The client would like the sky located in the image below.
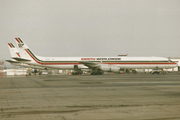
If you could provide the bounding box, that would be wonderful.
[0,0,180,60]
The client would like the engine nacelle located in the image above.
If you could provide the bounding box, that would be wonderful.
[99,64,111,72]
[99,64,120,72]
[110,65,120,72]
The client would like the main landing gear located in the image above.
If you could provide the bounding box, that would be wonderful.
[91,68,103,75]
[72,70,83,75]
[132,69,137,74]
[91,71,103,75]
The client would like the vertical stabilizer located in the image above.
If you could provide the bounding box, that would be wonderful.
[7,43,21,58]
[15,37,32,60]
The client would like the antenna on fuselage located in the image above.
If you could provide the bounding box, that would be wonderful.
[118,54,128,57]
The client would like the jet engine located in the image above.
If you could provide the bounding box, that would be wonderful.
[110,65,120,72]
[99,64,120,72]
[99,64,111,72]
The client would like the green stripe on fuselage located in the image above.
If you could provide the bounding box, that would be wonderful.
[27,49,43,62]
[27,49,169,63]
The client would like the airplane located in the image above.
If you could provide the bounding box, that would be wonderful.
[12,37,177,75]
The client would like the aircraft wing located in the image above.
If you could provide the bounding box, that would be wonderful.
[79,61,100,68]
[12,57,31,62]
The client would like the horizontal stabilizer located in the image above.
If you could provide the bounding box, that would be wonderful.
[12,57,31,62]
[5,60,20,63]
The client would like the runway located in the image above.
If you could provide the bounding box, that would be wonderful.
[0,73,180,120]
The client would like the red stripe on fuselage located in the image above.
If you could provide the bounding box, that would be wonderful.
[25,49,42,64]
[24,49,177,65]
[25,49,80,65]
[102,62,177,65]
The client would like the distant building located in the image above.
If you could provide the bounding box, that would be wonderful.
[0,62,4,77]
[3,69,28,76]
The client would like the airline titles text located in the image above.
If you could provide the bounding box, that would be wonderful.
[81,58,121,61]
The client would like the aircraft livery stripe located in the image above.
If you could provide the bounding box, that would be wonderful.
[15,38,21,43]
[10,43,15,48]
[26,49,78,64]
[27,49,171,63]
[100,61,169,63]
[8,43,12,48]
[25,49,42,64]
[16,53,21,58]
[17,38,23,43]
[25,49,80,65]
[27,49,43,62]
[24,49,177,65]
[101,62,176,65]
[27,49,79,63]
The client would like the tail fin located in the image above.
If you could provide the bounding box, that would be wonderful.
[15,38,29,49]
[15,37,33,59]
[7,43,21,58]
[15,37,40,63]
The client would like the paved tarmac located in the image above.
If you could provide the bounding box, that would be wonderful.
[0,73,180,120]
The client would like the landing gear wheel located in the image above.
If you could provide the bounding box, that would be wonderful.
[163,71,166,75]
[91,72,95,75]
[72,72,77,75]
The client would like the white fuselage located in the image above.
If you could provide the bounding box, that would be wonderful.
[24,52,177,70]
